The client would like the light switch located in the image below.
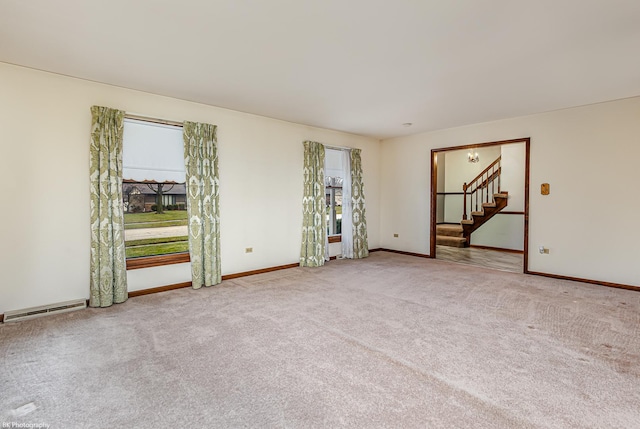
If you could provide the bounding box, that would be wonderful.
[541,183,550,195]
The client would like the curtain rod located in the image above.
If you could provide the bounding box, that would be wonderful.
[324,144,353,151]
[125,113,183,128]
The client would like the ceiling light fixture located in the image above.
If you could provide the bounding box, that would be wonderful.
[468,150,479,163]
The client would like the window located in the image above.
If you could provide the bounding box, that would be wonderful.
[325,148,344,240]
[122,118,188,267]
[326,181,342,236]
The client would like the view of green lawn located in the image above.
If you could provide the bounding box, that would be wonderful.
[124,211,189,258]
[125,240,189,258]
[124,211,188,230]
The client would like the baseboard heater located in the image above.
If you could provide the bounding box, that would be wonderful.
[3,299,86,323]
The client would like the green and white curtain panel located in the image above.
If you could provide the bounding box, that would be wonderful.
[183,121,221,288]
[300,142,369,266]
[350,149,369,259]
[300,141,326,267]
[89,106,128,307]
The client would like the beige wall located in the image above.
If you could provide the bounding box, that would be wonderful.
[2,59,639,315]
[442,146,502,223]
[460,143,526,251]
[438,143,525,251]
[381,97,640,286]
[443,146,501,193]
[0,63,381,313]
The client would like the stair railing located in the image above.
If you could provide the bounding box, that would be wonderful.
[462,156,501,220]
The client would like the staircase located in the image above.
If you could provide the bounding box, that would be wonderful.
[437,155,508,248]
[436,224,466,248]
[460,191,508,245]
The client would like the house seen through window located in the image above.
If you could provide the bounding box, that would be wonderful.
[122,118,188,259]
[325,148,344,237]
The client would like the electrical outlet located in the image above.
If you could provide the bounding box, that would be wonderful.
[393,233,399,238]
[245,247,253,253]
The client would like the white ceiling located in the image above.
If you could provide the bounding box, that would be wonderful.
[1,0,639,139]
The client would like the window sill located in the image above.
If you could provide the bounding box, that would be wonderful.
[328,235,342,243]
[126,252,191,270]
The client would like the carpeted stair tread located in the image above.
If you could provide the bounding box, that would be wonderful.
[436,235,466,247]
[435,224,464,237]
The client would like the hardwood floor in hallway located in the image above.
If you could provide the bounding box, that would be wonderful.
[436,245,523,273]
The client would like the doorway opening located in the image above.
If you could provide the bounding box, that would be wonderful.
[430,138,530,273]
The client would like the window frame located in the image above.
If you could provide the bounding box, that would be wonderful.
[326,185,342,242]
[122,114,190,270]
[126,253,190,270]
[325,147,346,244]
[328,235,342,244]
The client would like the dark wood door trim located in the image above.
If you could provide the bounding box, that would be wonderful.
[430,151,438,258]
[430,137,531,273]
[523,138,530,274]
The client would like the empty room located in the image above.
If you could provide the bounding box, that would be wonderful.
[1,1,639,428]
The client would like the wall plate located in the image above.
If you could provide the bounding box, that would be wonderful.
[541,183,550,195]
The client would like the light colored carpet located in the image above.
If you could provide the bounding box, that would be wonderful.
[1,252,639,428]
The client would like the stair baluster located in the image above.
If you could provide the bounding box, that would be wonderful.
[461,155,502,223]
[440,155,507,249]
[462,182,468,220]
[486,171,490,203]
[491,171,495,196]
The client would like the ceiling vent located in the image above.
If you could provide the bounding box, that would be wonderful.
[3,299,86,323]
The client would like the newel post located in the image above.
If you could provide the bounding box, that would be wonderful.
[462,182,468,220]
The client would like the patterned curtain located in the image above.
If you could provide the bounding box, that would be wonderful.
[300,141,326,267]
[89,106,128,307]
[183,121,221,288]
[350,149,369,258]
[340,149,354,259]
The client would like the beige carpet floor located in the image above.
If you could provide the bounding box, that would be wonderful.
[1,252,639,428]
